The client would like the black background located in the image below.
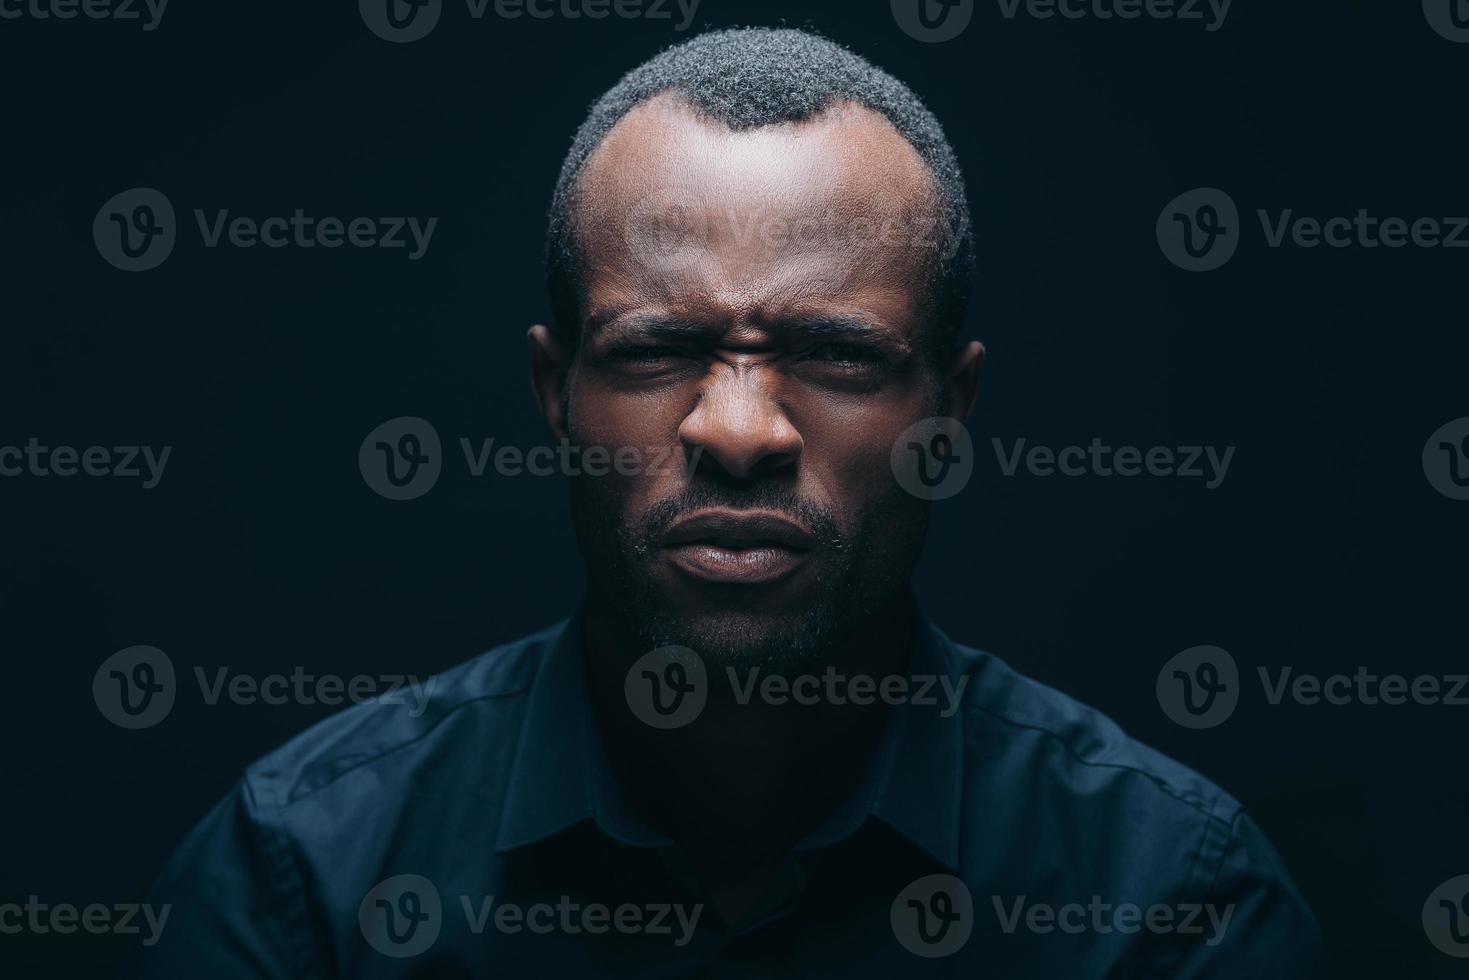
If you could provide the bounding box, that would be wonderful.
[1,0,1466,975]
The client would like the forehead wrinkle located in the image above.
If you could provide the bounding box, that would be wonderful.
[573,94,941,344]
[583,241,925,345]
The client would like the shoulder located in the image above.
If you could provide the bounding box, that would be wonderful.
[131,625,571,978]
[937,627,1282,900]
[943,629,1241,826]
[240,622,564,810]
[937,628,1324,971]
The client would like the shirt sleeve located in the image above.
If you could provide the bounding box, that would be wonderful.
[1161,808,1329,979]
[123,779,309,980]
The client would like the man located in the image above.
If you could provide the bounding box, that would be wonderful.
[131,28,1325,978]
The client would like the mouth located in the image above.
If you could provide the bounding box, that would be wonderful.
[657,510,816,585]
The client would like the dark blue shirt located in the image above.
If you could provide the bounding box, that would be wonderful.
[129,617,1326,978]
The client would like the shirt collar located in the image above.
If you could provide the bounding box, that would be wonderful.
[865,619,965,870]
[495,610,964,870]
[496,614,667,852]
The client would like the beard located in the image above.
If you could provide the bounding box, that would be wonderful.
[569,468,930,671]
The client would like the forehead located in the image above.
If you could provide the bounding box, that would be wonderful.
[570,93,942,335]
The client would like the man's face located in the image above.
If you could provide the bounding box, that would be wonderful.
[533,94,979,665]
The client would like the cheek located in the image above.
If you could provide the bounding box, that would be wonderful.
[568,378,692,506]
[783,384,937,508]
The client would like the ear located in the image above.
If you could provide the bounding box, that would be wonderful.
[528,324,570,442]
[945,340,985,421]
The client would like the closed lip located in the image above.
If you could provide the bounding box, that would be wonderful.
[658,510,816,550]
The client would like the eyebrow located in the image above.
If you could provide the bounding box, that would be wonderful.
[587,312,709,342]
[780,313,901,340]
[588,310,910,350]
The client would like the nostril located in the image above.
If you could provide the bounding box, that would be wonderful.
[677,380,801,479]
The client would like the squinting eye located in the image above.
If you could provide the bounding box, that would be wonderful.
[808,343,885,365]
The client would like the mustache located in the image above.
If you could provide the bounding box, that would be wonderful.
[632,482,845,552]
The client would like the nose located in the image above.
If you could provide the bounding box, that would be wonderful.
[678,365,802,480]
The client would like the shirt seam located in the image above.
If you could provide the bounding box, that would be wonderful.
[243,774,324,979]
[274,684,533,806]
[960,700,1234,826]
[1147,793,1239,977]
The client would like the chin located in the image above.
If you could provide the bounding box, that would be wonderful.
[635,603,844,671]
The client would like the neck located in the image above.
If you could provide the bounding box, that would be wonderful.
[581,588,917,873]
